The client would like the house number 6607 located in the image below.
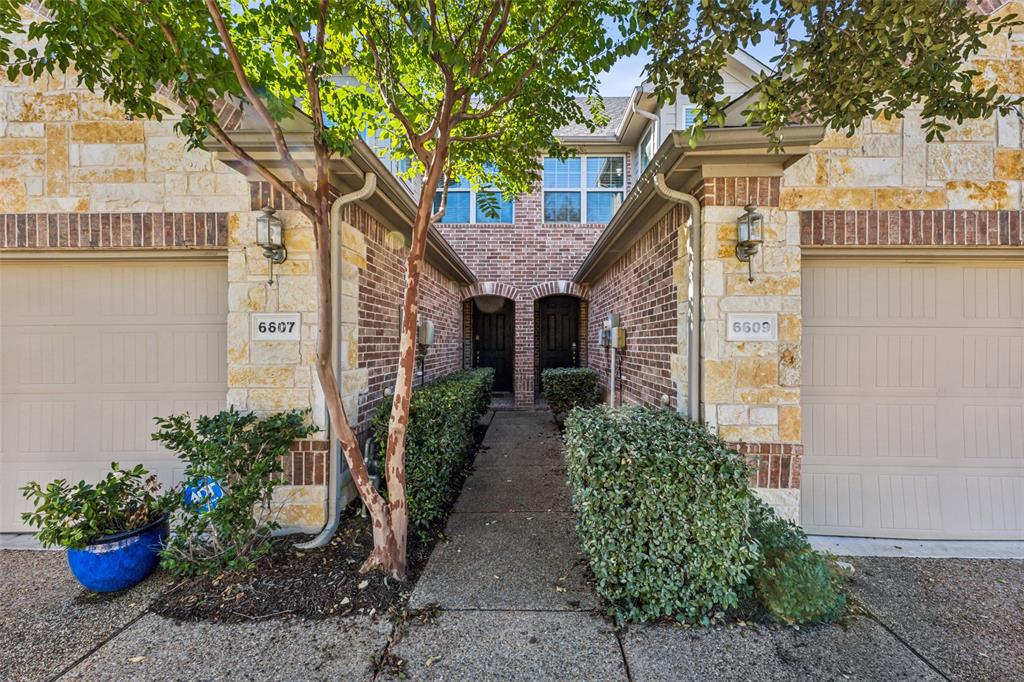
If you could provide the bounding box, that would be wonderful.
[252,313,302,341]
[257,321,295,334]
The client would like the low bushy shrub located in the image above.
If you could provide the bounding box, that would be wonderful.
[564,406,759,624]
[750,499,847,624]
[20,462,172,549]
[541,367,600,425]
[152,408,314,576]
[372,367,494,533]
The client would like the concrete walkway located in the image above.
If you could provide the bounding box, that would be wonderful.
[389,409,1024,681]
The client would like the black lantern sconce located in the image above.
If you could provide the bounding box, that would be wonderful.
[256,206,287,285]
[735,203,763,283]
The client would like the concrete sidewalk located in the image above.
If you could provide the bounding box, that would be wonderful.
[3,409,1021,681]
[388,409,1024,681]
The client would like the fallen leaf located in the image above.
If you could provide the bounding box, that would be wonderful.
[358,580,369,590]
[341,597,351,605]
[129,656,146,663]
[425,655,442,667]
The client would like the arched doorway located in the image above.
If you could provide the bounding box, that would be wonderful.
[537,295,580,374]
[472,295,515,392]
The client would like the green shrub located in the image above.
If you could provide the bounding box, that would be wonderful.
[541,367,600,425]
[20,462,172,549]
[372,368,494,533]
[564,406,759,624]
[152,408,314,576]
[750,499,847,624]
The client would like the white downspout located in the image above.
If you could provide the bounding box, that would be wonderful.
[295,172,377,550]
[653,173,702,422]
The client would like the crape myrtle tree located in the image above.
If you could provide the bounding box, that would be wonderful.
[0,0,635,578]
[641,0,1023,145]
[1,0,1018,580]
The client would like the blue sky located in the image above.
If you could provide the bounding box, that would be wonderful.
[598,35,784,96]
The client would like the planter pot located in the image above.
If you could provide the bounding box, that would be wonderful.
[66,516,168,593]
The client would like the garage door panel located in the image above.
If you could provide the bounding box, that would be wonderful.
[0,259,227,531]
[802,258,1024,539]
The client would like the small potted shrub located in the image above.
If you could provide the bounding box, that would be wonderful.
[20,463,172,593]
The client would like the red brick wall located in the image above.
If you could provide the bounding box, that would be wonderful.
[354,207,463,429]
[800,209,1023,246]
[587,204,682,409]
[439,185,616,404]
[0,212,228,249]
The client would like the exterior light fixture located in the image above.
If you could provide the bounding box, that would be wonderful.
[256,206,287,284]
[735,203,763,283]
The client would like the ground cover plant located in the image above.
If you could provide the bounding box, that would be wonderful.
[564,405,845,626]
[541,367,600,427]
[152,408,314,577]
[20,463,171,549]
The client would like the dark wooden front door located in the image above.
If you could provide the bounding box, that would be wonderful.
[473,298,514,392]
[538,296,580,373]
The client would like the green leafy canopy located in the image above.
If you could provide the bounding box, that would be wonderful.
[641,0,1024,146]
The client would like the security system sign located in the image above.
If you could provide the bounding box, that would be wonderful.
[726,313,777,342]
[252,313,301,341]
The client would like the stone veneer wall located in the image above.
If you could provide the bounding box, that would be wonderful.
[230,183,465,528]
[586,204,681,409]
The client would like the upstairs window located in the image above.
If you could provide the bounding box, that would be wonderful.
[432,167,514,224]
[542,155,625,223]
[638,121,658,172]
[683,106,703,129]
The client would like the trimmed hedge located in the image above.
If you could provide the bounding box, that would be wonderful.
[564,406,759,624]
[749,499,847,624]
[541,367,600,426]
[372,368,494,533]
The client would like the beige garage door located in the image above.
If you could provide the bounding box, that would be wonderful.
[0,258,227,531]
[801,257,1024,539]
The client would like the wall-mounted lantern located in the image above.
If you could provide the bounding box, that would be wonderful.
[256,206,287,285]
[416,318,436,386]
[735,203,763,283]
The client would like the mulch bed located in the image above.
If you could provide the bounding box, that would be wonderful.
[151,419,492,623]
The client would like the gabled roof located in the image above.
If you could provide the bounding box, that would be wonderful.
[554,96,632,139]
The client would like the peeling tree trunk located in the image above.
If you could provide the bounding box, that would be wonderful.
[382,135,452,578]
[309,188,401,577]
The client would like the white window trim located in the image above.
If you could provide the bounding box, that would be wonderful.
[435,185,515,225]
[541,154,627,224]
[638,121,658,172]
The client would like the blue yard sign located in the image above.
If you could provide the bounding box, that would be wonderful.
[183,476,224,513]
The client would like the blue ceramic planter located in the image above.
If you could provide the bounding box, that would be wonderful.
[66,516,168,593]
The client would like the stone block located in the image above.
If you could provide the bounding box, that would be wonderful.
[860,134,901,158]
[874,188,947,210]
[8,91,79,122]
[779,345,801,387]
[251,340,301,364]
[145,137,212,172]
[78,96,126,121]
[870,114,902,134]
[779,405,802,442]
[70,121,144,144]
[750,406,779,425]
[725,274,800,297]
[779,187,875,210]
[0,177,27,211]
[247,388,312,412]
[78,143,145,167]
[996,112,1021,148]
[737,387,799,405]
[277,275,317,312]
[228,365,296,388]
[829,156,902,187]
[703,359,735,402]
[0,137,46,154]
[927,143,994,181]
[778,313,801,343]
[718,425,775,442]
[717,404,748,425]
[996,149,1024,180]
[946,180,1018,210]
[735,358,779,388]
[228,282,268,312]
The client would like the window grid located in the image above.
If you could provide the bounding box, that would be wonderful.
[542,155,625,224]
[433,182,514,224]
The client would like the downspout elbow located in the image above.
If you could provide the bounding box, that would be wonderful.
[653,174,702,422]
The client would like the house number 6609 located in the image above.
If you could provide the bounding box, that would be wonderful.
[725,313,778,342]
